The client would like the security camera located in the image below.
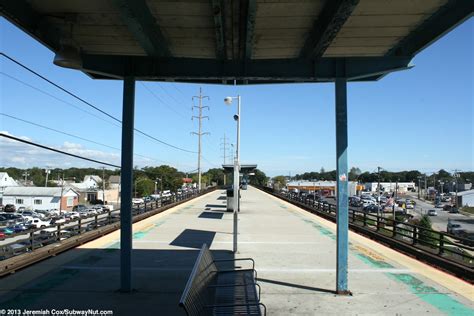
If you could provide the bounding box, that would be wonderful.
[233,114,239,121]
[224,97,233,105]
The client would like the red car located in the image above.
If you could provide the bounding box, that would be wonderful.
[0,230,5,240]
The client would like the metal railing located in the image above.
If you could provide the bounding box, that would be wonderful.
[0,188,215,262]
[257,186,473,281]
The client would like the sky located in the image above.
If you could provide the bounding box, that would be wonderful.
[0,17,473,177]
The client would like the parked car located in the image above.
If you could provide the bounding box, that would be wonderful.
[449,207,459,214]
[91,199,104,205]
[72,204,88,212]
[0,227,15,236]
[3,204,16,212]
[447,222,463,235]
[427,209,437,216]
[28,218,51,229]
[8,224,32,233]
[0,230,5,240]
[132,198,144,205]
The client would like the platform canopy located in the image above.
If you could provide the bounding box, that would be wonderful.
[1,0,472,83]
[222,164,257,174]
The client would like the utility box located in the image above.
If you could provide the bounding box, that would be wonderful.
[226,189,234,212]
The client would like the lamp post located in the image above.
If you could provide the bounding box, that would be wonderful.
[224,95,241,253]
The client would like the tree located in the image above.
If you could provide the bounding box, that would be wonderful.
[204,168,225,185]
[349,167,362,181]
[249,169,267,186]
[416,215,436,247]
[320,167,325,173]
[135,177,154,197]
[273,175,286,189]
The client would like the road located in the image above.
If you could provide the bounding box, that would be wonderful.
[405,193,474,233]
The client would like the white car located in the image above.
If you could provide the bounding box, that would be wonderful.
[28,218,51,229]
[132,198,144,205]
[406,204,414,209]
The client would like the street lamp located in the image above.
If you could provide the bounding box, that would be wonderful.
[224,95,241,253]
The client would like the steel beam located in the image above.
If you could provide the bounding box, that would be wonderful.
[211,0,226,60]
[245,0,257,60]
[388,0,474,56]
[120,76,135,292]
[113,0,170,57]
[81,55,413,82]
[335,60,349,294]
[300,0,359,60]
[0,0,61,51]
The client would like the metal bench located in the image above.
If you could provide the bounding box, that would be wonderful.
[179,244,266,316]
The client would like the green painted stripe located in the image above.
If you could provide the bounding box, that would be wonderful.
[386,273,473,316]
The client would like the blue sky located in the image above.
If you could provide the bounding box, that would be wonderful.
[0,17,473,177]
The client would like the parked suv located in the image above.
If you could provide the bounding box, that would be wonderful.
[72,204,88,212]
[3,204,15,212]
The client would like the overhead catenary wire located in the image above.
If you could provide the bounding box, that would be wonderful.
[0,72,121,128]
[139,82,188,119]
[0,132,121,168]
[0,112,173,165]
[1,52,197,154]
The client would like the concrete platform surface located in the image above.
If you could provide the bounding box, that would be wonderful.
[0,187,472,315]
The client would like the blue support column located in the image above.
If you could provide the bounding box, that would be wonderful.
[120,76,135,292]
[335,60,350,294]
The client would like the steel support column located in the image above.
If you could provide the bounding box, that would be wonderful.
[335,60,349,294]
[120,76,135,292]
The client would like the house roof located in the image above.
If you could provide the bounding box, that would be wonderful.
[84,175,102,183]
[70,182,98,192]
[3,186,78,197]
[458,189,474,196]
[2,0,472,83]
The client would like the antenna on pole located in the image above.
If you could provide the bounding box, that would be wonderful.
[191,87,210,191]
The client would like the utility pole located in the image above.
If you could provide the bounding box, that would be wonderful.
[453,169,459,209]
[192,88,210,192]
[424,174,427,200]
[23,170,30,184]
[377,166,381,217]
[220,133,229,185]
[45,168,51,187]
[102,167,106,202]
[59,171,65,214]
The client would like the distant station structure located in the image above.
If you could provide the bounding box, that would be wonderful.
[2,0,472,295]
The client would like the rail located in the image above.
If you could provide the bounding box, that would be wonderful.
[256,186,473,282]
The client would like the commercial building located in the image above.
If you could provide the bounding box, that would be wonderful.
[286,181,362,197]
[2,186,79,211]
[363,182,416,194]
[456,190,474,207]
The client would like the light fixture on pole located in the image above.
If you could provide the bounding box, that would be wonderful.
[224,95,241,253]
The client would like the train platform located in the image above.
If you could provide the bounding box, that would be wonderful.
[0,187,472,315]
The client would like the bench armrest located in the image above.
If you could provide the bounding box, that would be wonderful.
[218,268,258,280]
[213,257,255,269]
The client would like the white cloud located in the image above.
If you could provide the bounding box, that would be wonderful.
[0,131,150,169]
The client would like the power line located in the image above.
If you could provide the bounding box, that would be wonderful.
[1,53,197,154]
[0,72,121,128]
[0,132,121,168]
[1,52,121,123]
[0,112,172,165]
[139,82,188,119]
[157,83,187,108]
